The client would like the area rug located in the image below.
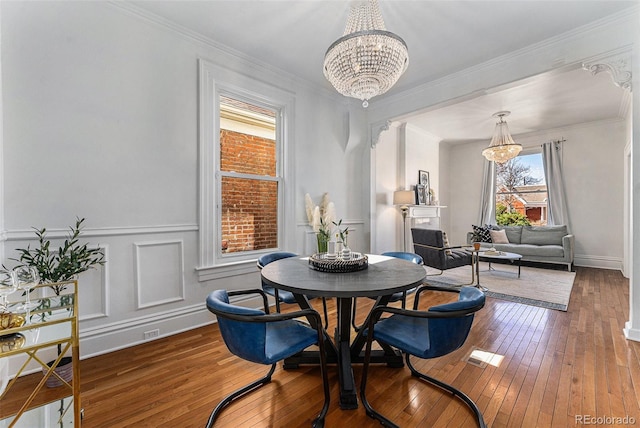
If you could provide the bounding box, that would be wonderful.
[423,262,576,311]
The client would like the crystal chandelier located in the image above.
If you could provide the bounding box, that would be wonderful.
[323,0,409,108]
[482,111,522,163]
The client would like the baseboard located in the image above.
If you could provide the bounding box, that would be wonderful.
[574,254,623,271]
[80,305,213,359]
[80,292,265,359]
[624,321,640,342]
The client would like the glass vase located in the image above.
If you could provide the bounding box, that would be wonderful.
[317,234,328,253]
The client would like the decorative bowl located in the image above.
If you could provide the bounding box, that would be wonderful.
[0,312,26,331]
[0,333,26,352]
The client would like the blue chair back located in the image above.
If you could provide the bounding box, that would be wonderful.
[257,251,298,269]
[381,251,423,265]
[426,286,485,358]
[255,252,326,326]
[206,290,268,364]
[258,252,298,289]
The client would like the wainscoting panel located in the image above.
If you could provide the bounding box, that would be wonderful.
[134,240,185,309]
[78,244,109,321]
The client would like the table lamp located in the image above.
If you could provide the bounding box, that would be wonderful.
[393,190,415,251]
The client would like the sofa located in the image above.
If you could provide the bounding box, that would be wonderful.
[467,225,574,271]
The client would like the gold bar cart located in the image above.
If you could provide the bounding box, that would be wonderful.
[0,280,81,427]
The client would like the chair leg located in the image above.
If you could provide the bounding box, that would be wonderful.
[274,289,282,313]
[360,326,399,428]
[206,363,277,428]
[425,268,445,276]
[406,354,486,428]
[425,264,475,287]
[313,317,331,428]
[351,297,359,331]
[321,298,329,330]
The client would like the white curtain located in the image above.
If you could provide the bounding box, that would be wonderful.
[478,159,497,225]
[542,141,571,231]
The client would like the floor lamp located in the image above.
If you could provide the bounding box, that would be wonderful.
[393,190,415,252]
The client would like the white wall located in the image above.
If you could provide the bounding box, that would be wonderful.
[0,1,369,365]
[373,123,401,254]
[373,123,442,253]
[623,15,640,341]
[405,125,441,197]
[446,119,627,270]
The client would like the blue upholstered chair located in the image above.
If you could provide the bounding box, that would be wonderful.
[257,252,328,327]
[205,289,330,427]
[351,251,424,330]
[360,286,487,428]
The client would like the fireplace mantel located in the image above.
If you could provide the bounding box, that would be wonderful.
[409,205,446,230]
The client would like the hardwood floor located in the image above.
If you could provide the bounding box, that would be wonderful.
[5,267,638,427]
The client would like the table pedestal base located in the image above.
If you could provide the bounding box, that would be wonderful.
[285,291,405,410]
[282,349,404,409]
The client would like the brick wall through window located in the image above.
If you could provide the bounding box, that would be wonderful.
[220,129,277,252]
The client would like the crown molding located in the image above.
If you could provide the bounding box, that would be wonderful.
[582,49,633,91]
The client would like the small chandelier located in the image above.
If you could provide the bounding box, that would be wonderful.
[482,111,522,163]
[323,0,409,108]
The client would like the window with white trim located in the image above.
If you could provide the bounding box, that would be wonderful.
[198,59,292,273]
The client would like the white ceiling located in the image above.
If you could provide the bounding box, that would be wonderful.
[128,0,635,142]
[398,66,629,143]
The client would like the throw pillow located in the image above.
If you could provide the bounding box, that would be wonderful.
[442,232,452,256]
[442,231,452,256]
[490,229,509,244]
[472,225,492,243]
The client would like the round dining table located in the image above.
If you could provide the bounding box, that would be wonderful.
[260,254,426,410]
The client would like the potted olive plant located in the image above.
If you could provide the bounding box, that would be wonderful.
[470,230,483,251]
[13,217,105,387]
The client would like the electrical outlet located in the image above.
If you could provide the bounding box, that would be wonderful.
[143,329,159,340]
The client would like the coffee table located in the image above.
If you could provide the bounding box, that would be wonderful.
[479,251,523,278]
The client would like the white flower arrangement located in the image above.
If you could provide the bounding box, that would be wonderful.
[305,192,337,252]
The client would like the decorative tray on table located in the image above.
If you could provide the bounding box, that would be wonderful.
[482,248,503,256]
[308,252,368,273]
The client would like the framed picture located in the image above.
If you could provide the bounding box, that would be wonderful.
[418,170,431,204]
[418,170,430,187]
[415,184,427,205]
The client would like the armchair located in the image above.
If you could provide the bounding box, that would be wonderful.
[205,289,330,427]
[360,285,486,427]
[411,228,474,285]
